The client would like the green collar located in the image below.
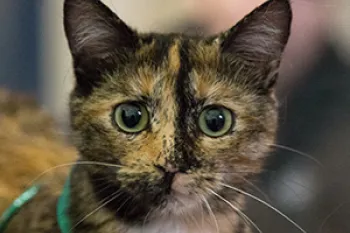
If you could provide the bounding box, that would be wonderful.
[57,174,72,233]
[0,185,40,232]
[0,173,73,233]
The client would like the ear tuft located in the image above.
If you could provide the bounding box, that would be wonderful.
[219,0,292,63]
[64,0,137,59]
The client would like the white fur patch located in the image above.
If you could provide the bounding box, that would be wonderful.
[125,217,217,233]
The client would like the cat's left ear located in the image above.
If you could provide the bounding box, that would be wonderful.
[64,0,139,95]
[64,0,137,60]
[216,0,292,91]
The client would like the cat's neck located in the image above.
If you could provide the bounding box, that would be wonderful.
[67,165,250,233]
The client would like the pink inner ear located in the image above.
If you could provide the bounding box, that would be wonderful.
[220,0,292,62]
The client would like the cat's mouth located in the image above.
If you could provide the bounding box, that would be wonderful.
[88,168,210,222]
[148,172,205,218]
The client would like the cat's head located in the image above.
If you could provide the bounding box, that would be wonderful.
[64,0,291,222]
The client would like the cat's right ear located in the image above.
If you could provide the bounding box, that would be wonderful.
[64,0,137,60]
[214,0,292,93]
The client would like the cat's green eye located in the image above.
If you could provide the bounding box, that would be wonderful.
[198,106,235,138]
[113,102,149,133]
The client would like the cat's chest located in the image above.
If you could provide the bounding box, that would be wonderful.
[125,218,217,233]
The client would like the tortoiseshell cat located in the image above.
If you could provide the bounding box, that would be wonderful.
[2,0,292,232]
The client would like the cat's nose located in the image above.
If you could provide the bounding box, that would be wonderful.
[154,164,181,194]
[154,164,193,195]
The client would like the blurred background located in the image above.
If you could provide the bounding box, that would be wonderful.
[0,0,349,232]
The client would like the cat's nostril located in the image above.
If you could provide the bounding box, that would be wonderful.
[154,163,179,174]
[178,165,190,174]
[163,172,176,188]
[154,164,167,173]
[154,164,178,194]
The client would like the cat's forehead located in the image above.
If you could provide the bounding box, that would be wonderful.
[104,35,238,101]
[137,34,219,71]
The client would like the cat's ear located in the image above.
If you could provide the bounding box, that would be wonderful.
[218,0,292,62]
[216,0,292,93]
[64,0,137,59]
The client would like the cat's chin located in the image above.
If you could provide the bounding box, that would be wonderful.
[156,191,201,218]
[154,172,207,217]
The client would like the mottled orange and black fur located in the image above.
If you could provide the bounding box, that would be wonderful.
[1,0,292,232]
[0,89,76,232]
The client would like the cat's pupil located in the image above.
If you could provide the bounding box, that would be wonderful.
[205,108,225,132]
[121,105,142,128]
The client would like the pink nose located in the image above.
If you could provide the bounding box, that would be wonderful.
[171,173,192,195]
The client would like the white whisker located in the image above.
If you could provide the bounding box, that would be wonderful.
[195,193,205,231]
[188,207,201,231]
[201,195,220,233]
[207,188,262,233]
[220,182,307,233]
[229,173,272,203]
[141,207,154,233]
[70,189,122,232]
[318,202,348,233]
[268,143,323,167]
[116,196,133,213]
[27,161,124,187]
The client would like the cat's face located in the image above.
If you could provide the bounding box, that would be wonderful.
[64,0,291,222]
